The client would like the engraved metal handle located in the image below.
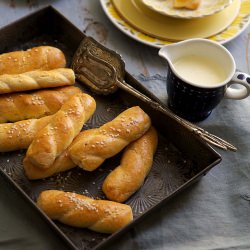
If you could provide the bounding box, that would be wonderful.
[87,50,236,151]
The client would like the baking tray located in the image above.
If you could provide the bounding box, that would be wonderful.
[0,6,222,250]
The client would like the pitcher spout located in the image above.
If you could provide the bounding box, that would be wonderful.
[158,44,176,65]
[158,42,187,69]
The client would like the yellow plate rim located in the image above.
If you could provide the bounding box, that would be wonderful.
[100,0,250,48]
[111,0,240,41]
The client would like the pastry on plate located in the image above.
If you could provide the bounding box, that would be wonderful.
[173,0,201,10]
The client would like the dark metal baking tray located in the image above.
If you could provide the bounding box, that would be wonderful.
[0,6,221,250]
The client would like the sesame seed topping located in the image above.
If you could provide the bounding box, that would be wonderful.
[64,193,99,212]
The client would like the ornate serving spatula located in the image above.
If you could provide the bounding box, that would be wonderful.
[72,36,237,152]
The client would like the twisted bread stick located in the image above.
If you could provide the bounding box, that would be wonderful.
[102,127,158,202]
[37,190,133,234]
[0,115,53,152]
[24,93,96,169]
[69,106,151,171]
[0,86,81,123]
[0,68,75,94]
[24,128,112,179]
[24,148,75,180]
[24,129,103,179]
[23,129,92,180]
[0,46,66,74]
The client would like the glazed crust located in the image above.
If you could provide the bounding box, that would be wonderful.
[24,93,96,169]
[23,131,88,180]
[0,68,75,94]
[0,115,53,152]
[102,127,158,202]
[37,190,133,234]
[0,86,81,123]
[0,46,66,74]
[69,106,151,171]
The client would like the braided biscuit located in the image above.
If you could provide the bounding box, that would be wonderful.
[0,86,81,123]
[0,46,66,74]
[0,115,53,152]
[24,93,96,169]
[24,129,105,179]
[23,131,89,180]
[24,149,76,180]
[37,190,133,234]
[0,68,75,94]
[69,106,151,171]
[102,127,158,203]
[24,128,113,179]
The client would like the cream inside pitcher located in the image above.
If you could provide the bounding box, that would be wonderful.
[159,38,250,99]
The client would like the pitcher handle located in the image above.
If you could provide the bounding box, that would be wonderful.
[225,72,250,99]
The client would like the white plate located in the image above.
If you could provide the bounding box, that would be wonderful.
[142,0,233,19]
[100,0,250,48]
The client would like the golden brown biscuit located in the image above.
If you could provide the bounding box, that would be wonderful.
[0,86,81,123]
[0,115,53,152]
[0,68,75,94]
[24,93,96,169]
[0,46,66,74]
[37,190,133,234]
[69,106,151,171]
[102,127,158,202]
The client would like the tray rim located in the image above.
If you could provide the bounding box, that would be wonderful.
[0,168,77,250]
[94,156,221,249]
[0,5,222,250]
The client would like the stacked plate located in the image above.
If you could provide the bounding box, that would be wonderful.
[100,0,250,48]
